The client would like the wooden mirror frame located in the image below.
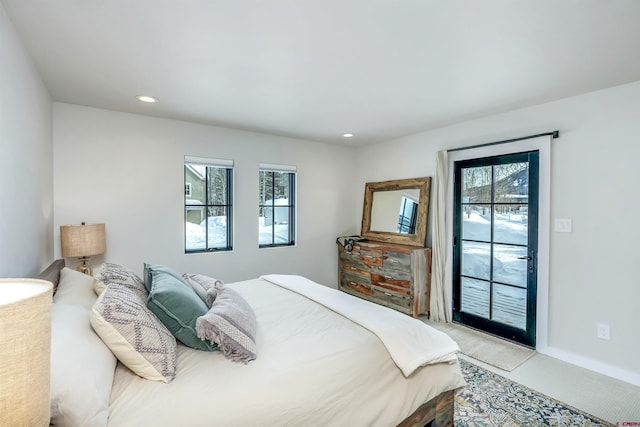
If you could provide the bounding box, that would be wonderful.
[361,176,431,247]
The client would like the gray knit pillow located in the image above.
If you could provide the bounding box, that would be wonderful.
[196,287,257,364]
[95,263,147,299]
[90,282,177,382]
[182,273,224,306]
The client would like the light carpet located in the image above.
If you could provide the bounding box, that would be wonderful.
[425,320,535,371]
[456,359,613,426]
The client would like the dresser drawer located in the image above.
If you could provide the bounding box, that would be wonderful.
[340,270,373,297]
[372,264,412,282]
[358,249,383,267]
[339,246,382,268]
[370,274,411,295]
[369,285,411,311]
[382,250,411,270]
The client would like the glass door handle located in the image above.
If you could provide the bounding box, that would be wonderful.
[517,256,532,260]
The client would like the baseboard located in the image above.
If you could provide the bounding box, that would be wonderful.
[541,346,640,387]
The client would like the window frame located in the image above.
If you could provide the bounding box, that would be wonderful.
[258,164,296,248]
[184,156,234,253]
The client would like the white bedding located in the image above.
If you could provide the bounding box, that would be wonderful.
[107,277,465,427]
[261,274,460,376]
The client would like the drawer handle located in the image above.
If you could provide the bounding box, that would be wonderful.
[384,275,392,279]
[388,259,399,263]
[384,292,392,296]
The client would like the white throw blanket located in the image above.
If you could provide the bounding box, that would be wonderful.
[260,274,460,377]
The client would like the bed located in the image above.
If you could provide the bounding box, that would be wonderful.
[39,259,465,427]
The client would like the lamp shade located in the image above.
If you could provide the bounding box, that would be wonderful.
[60,223,106,257]
[0,278,53,426]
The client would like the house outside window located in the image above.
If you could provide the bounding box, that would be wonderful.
[184,156,233,252]
[258,163,296,247]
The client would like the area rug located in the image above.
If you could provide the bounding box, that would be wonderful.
[456,359,613,426]
[426,320,535,371]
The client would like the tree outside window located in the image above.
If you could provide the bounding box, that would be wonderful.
[184,157,233,252]
[258,166,296,247]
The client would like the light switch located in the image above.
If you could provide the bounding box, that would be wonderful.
[554,218,572,233]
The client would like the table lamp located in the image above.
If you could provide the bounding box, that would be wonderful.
[0,278,53,426]
[60,222,106,275]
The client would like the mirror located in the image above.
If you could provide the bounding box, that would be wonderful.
[361,177,431,247]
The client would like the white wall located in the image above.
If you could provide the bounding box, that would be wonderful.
[53,103,357,286]
[356,80,640,385]
[0,3,53,277]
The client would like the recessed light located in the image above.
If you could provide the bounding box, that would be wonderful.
[342,133,354,138]
[137,95,158,103]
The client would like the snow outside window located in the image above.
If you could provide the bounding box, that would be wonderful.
[258,164,296,247]
[184,156,233,252]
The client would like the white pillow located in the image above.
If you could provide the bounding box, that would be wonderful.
[50,304,116,427]
[53,267,104,309]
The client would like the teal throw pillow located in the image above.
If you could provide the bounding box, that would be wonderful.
[146,267,218,352]
[143,263,188,293]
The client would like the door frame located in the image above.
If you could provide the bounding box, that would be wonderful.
[452,151,539,347]
[444,135,551,352]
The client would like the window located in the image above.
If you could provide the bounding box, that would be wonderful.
[258,163,296,247]
[184,156,233,252]
[397,196,418,233]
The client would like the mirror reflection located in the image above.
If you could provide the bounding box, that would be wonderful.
[361,176,431,247]
[370,189,420,234]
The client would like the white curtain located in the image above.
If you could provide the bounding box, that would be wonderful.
[430,150,451,322]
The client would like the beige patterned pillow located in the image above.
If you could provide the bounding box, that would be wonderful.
[90,282,177,382]
[95,262,147,299]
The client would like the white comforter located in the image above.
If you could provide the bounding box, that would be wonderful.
[261,274,460,376]
[107,277,465,427]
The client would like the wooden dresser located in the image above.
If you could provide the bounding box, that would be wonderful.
[338,240,432,318]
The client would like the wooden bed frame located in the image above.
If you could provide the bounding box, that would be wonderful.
[37,259,455,427]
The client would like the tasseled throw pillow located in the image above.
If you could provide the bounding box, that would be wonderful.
[196,286,257,364]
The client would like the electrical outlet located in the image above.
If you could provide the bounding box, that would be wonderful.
[597,323,611,340]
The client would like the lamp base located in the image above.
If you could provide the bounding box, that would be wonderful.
[76,256,93,276]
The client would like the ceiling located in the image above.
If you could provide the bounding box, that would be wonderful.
[3,1,640,146]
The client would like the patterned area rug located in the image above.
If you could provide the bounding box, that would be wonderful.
[456,359,613,426]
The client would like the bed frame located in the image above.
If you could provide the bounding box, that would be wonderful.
[37,259,454,427]
[36,258,65,290]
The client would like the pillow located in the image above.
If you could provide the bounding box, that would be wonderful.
[90,282,177,383]
[196,286,257,364]
[143,263,187,293]
[50,304,116,427]
[146,267,218,351]
[95,262,147,299]
[93,279,108,296]
[182,273,224,305]
[53,267,103,309]
[204,285,221,308]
